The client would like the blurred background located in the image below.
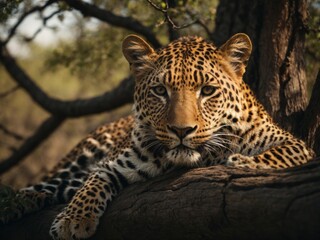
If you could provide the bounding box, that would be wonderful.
[0,0,319,188]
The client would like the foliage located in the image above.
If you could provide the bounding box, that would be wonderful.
[305,0,320,93]
[0,0,24,23]
[44,27,129,85]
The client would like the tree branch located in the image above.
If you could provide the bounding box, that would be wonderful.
[0,124,24,141]
[194,18,212,37]
[63,0,161,48]
[1,161,320,239]
[0,116,64,174]
[0,86,19,99]
[0,141,19,153]
[1,0,57,46]
[0,45,135,117]
[146,0,198,31]
[24,9,63,42]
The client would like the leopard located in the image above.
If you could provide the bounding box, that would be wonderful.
[0,33,315,240]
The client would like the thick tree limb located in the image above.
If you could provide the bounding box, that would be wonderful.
[0,46,135,117]
[0,116,64,174]
[63,0,161,48]
[1,161,319,239]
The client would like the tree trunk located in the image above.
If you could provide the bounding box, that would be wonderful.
[300,71,320,155]
[1,161,320,240]
[213,0,308,133]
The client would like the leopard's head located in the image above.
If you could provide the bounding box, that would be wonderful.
[122,34,252,165]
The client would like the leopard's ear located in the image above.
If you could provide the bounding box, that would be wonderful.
[220,33,252,77]
[122,35,155,75]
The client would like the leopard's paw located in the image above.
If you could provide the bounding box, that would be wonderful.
[226,153,258,168]
[50,210,99,240]
[0,186,53,223]
[0,185,19,223]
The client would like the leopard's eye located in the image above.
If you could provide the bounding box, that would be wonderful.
[152,86,167,96]
[201,85,216,96]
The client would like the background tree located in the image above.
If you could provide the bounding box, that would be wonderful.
[212,0,320,151]
[0,0,319,239]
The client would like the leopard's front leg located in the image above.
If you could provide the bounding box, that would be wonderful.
[50,156,162,240]
[226,140,315,169]
[49,168,110,240]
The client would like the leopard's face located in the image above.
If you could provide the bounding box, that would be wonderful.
[123,34,252,165]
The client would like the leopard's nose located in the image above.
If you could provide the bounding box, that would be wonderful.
[167,125,198,139]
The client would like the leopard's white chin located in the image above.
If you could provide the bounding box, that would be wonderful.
[165,148,201,166]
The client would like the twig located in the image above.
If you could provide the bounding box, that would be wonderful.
[0,124,24,141]
[24,9,63,42]
[194,19,212,36]
[146,0,164,11]
[0,86,19,98]
[146,0,198,30]
[24,28,42,42]
[43,9,62,24]
[184,7,212,37]
[0,140,18,153]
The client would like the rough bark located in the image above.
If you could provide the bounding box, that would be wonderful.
[213,0,308,133]
[300,71,320,155]
[1,161,320,240]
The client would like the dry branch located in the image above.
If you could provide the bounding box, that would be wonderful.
[1,161,320,240]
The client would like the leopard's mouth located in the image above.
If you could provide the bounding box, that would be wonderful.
[174,144,194,151]
[166,146,201,166]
